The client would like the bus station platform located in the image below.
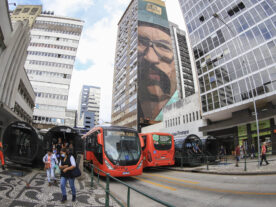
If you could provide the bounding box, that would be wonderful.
[165,155,276,175]
[0,166,118,207]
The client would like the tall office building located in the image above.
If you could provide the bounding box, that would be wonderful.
[169,22,195,99]
[179,0,276,154]
[77,85,101,129]
[11,6,84,129]
[112,0,194,130]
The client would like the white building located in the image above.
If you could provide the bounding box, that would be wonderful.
[77,85,101,129]
[21,13,84,129]
[142,93,207,138]
[0,0,35,137]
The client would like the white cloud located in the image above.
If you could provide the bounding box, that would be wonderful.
[67,1,129,123]
[41,0,94,16]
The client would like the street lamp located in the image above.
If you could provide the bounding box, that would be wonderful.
[212,13,261,167]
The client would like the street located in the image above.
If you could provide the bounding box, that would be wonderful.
[101,168,276,207]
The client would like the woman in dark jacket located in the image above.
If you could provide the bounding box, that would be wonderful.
[59,148,76,203]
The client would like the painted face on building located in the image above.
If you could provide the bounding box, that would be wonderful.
[138,22,176,121]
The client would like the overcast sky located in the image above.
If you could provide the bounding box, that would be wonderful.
[11,0,185,123]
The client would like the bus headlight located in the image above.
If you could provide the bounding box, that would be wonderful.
[137,160,143,169]
[104,159,114,170]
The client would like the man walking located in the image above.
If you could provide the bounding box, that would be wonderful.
[0,141,5,170]
[260,142,269,166]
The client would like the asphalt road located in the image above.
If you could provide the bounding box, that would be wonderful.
[98,168,276,207]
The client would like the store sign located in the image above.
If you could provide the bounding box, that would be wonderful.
[238,125,247,137]
[252,131,271,138]
[251,120,270,131]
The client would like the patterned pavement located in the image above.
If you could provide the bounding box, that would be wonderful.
[0,168,118,207]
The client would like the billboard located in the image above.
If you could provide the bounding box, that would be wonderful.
[137,0,177,127]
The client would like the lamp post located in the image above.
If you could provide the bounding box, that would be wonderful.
[212,13,261,167]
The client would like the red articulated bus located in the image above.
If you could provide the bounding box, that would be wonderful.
[139,132,175,168]
[82,126,144,177]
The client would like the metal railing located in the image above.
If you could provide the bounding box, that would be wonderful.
[90,163,175,207]
[174,151,276,172]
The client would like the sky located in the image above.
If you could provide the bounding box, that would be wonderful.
[10,0,185,123]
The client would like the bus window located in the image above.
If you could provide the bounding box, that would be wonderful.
[104,129,141,166]
[152,134,172,150]
[142,135,147,150]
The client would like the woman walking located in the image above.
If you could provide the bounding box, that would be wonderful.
[59,148,77,203]
[43,149,58,186]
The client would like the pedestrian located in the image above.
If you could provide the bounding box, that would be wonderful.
[235,144,240,167]
[0,141,5,170]
[56,138,62,161]
[43,149,58,186]
[59,148,77,203]
[219,145,226,162]
[250,144,255,159]
[260,142,269,166]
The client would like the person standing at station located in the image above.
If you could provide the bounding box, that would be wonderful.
[56,138,62,162]
[43,149,58,186]
[250,144,255,159]
[59,148,77,203]
[260,142,269,166]
[0,141,5,170]
[235,144,240,167]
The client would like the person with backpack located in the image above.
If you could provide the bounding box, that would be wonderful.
[0,141,5,170]
[43,149,58,186]
[59,148,77,203]
[260,142,269,166]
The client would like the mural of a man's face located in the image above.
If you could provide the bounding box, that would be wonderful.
[138,23,176,103]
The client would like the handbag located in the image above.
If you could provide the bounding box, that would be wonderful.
[55,164,60,175]
[71,166,81,178]
[44,163,50,170]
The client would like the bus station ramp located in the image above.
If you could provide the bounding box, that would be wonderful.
[0,167,119,207]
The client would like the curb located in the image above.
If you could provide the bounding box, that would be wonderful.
[160,167,276,175]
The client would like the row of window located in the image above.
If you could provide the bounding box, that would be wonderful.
[165,110,202,128]
[201,66,276,112]
[28,60,73,69]
[198,40,276,94]
[191,0,275,52]
[32,28,81,36]
[33,116,65,124]
[35,104,65,112]
[29,42,77,51]
[18,82,34,109]
[31,35,79,44]
[35,92,68,100]
[27,51,75,60]
[26,69,71,79]
[35,20,82,29]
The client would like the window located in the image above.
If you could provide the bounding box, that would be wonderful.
[193,112,195,121]
[0,28,6,54]
[196,111,199,120]
[189,113,192,122]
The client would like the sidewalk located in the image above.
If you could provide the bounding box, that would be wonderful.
[166,155,276,175]
[0,167,119,207]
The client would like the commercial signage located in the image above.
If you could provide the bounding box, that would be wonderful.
[137,0,177,126]
[238,125,247,137]
[251,120,270,131]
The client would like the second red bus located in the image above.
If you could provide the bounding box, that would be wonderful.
[140,132,175,168]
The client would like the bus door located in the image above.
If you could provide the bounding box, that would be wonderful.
[90,130,103,166]
[141,135,149,167]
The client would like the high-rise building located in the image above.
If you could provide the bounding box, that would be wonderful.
[169,22,196,99]
[179,0,276,154]
[77,85,101,129]
[11,6,84,129]
[112,0,194,131]
[0,0,35,137]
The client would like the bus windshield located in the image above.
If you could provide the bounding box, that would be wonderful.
[104,129,141,166]
[153,134,172,150]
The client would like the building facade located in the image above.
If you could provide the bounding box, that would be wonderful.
[0,0,35,137]
[179,0,276,154]
[142,93,206,138]
[112,0,195,131]
[169,22,196,99]
[77,85,101,129]
[11,7,84,129]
